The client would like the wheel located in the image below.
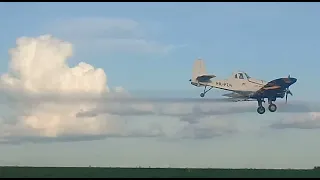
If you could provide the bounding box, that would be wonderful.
[200,93,205,97]
[257,106,265,114]
[268,104,277,112]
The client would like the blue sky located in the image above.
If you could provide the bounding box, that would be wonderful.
[1,2,320,96]
[0,2,320,169]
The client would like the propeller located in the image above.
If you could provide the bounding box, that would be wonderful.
[285,88,293,103]
[285,75,293,104]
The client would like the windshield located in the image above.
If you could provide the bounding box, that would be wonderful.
[244,73,251,79]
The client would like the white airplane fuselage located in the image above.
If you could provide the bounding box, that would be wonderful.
[190,58,268,99]
[194,77,265,92]
[191,72,268,99]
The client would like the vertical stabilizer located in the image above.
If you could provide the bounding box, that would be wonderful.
[192,58,207,81]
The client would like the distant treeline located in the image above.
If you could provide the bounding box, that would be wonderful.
[0,166,320,178]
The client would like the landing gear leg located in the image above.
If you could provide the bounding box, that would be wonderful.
[268,99,277,112]
[256,99,265,114]
[200,86,213,97]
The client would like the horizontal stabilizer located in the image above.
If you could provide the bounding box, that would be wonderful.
[196,74,216,82]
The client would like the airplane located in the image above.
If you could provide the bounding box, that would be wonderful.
[189,58,297,114]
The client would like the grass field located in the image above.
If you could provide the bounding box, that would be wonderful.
[1,166,320,178]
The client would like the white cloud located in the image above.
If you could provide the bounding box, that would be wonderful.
[0,35,232,144]
[46,17,182,54]
[0,35,113,139]
[270,112,320,129]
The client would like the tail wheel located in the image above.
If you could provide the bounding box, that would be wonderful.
[257,106,265,114]
[200,93,205,97]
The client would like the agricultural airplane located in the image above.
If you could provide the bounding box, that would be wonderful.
[189,59,297,114]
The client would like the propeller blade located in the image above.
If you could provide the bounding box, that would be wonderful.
[285,75,293,104]
[285,87,293,104]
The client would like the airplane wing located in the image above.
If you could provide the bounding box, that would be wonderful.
[196,74,216,82]
[222,92,247,98]
[223,90,255,97]
[222,92,257,102]
[249,77,295,99]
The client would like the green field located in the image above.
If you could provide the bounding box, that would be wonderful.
[1,166,320,178]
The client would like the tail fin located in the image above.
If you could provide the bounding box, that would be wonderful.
[192,58,207,81]
[191,58,216,83]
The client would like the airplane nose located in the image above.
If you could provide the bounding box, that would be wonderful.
[284,77,297,85]
[291,78,297,84]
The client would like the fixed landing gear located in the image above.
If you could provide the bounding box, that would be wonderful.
[200,86,213,97]
[268,103,277,112]
[256,99,277,114]
[267,99,277,112]
[257,106,265,114]
[256,99,266,114]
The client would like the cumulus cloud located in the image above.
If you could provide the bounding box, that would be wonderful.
[46,17,183,54]
[0,35,113,139]
[1,35,108,94]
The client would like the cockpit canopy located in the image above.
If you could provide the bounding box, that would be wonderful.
[233,71,251,80]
